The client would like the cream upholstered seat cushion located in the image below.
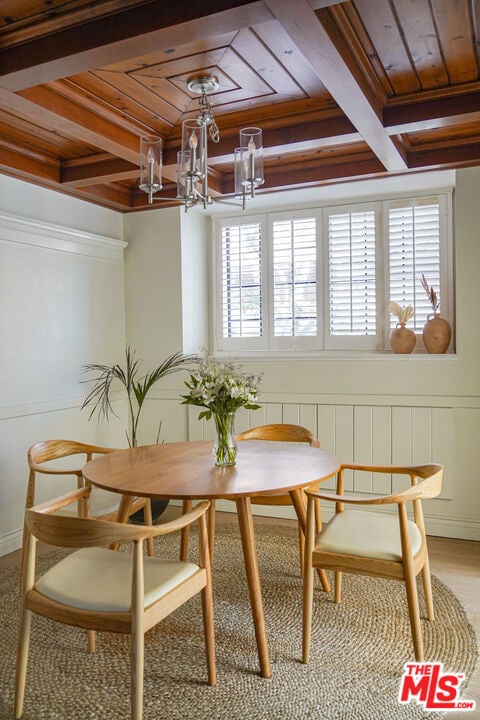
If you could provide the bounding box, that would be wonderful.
[314,509,422,562]
[35,547,200,612]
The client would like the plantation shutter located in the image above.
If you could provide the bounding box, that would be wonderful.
[327,207,377,340]
[272,216,317,336]
[387,198,441,333]
[221,220,262,338]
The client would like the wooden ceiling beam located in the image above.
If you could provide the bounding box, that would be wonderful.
[19,86,141,161]
[221,155,386,194]
[384,90,480,133]
[265,0,408,173]
[0,85,141,163]
[62,157,140,186]
[74,183,133,210]
[407,141,480,170]
[0,1,274,92]
[164,115,360,166]
[0,143,59,183]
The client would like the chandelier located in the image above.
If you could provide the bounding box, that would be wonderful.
[139,75,264,211]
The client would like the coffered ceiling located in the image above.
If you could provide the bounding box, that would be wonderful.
[0,0,478,211]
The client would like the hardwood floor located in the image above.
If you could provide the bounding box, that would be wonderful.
[426,534,480,717]
[3,509,479,716]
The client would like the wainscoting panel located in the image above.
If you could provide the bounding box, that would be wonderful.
[188,402,454,500]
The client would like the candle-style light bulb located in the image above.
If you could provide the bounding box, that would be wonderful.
[189,131,198,174]
[147,147,155,186]
[248,136,256,181]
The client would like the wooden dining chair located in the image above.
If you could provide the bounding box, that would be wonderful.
[25,440,154,561]
[15,486,216,720]
[302,463,443,663]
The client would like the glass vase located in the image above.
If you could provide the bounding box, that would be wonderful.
[213,412,237,466]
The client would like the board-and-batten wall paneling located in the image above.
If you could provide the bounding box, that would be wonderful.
[188,402,454,500]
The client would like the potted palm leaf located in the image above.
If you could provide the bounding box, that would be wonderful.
[81,345,194,521]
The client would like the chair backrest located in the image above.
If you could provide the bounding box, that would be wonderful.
[25,487,210,550]
[392,464,443,503]
[236,423,320,447]
[28,439,119,470]
[334,463,443,506]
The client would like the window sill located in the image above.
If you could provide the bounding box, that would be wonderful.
[213,349,457,361]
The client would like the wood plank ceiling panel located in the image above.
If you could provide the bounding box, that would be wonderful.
[352,0,421,95]
[0,0,479,210]
[430,0,478,84]
[392,0,448,90]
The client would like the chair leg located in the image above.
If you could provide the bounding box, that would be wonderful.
[87,630,96,653]
[302,563,314,664]
[144,501,154,557]
[421,554,435,621]
[14,607,32,719]
[201,584,217,686]
[131,544,144,720]
[208,500,216,562]
[404,570,424,661]
[180,500,192,560]
[334,571,342,604]
[302,497,317,664]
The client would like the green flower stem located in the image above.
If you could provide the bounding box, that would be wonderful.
[213,412,237,466]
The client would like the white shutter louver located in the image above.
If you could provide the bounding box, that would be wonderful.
[328,209,376,336]
[221,222,262,338]
[272,217,317,336]
[388,199,441,333]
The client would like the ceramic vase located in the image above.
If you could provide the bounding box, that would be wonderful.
[389,323,416,354]
[213,411,237,466]
[423,313,451,353]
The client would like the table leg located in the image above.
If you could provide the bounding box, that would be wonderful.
[289,489,330,593]
[235,497,271,679]
[110,495,135,551]
[117,494,134,522]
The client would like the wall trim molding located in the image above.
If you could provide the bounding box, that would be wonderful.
[0,210,126,261]
[0,527,23,558]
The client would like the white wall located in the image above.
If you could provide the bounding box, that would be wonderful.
[0,179,128,555]
[122,206,205,446]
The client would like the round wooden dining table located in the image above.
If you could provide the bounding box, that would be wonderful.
[82,439,340,678]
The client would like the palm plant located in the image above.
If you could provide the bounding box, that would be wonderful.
[81,345,194,448]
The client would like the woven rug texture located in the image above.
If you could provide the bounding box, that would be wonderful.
[0,522,477,720]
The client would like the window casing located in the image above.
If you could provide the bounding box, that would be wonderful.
[215,193,453,353]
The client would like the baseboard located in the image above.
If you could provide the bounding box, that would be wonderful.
[0,527,22,557]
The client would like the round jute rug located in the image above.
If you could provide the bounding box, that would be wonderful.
[1,523,477,720]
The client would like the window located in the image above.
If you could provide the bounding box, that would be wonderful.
[325,205,378,350]
[272,216,317,337]
[386,197,446,334]
[215,193,453,353]
[221,220,262,339]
